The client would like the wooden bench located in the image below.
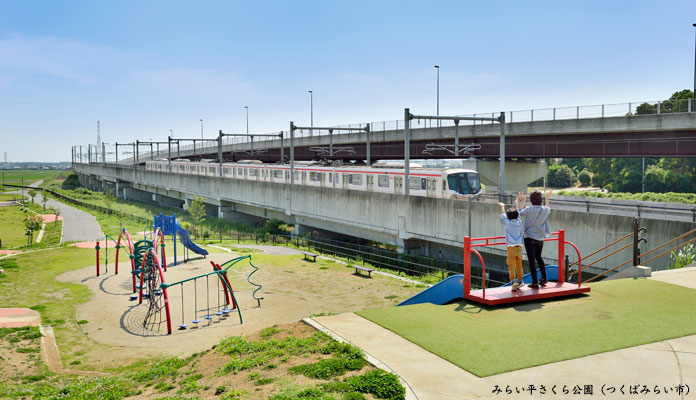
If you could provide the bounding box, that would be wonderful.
[301,251,318,262]
[351,264,374,278]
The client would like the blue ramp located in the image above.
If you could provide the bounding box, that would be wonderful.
[398,265,561,306]
[177,227,209,256]
[398,275,464,306]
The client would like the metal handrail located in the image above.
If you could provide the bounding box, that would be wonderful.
[642,237,696,266]
[585,227,696,283]
[569,240,634,277]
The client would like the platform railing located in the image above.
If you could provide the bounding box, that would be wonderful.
[463,230,583,299]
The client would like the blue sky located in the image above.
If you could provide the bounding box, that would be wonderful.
[1,1,695,162]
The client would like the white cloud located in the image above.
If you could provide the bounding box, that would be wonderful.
[0,34,123,85]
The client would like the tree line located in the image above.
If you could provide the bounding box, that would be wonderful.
[534,90,696,194]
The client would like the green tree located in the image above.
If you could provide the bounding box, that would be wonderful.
[585,158,612,188]
[643,165,667,193]
[103,187,116,210]
[635,89,694,115]
[609,158,642,192]
[24,214,42,232]
[27,189,37,203]
[41,194,48,211]
[577,169,593,187]
[547,164,575,188]
[188,196,207,237]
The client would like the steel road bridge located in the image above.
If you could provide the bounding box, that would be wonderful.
[73,105,696,165]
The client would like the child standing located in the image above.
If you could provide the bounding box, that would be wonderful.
[499,201,524,291]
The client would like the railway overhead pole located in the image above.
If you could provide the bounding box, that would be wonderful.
[289,123,370,185]
[403,109,505,201]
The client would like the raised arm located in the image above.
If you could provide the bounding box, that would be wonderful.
[498,202,506,214]
[545,190,552,208]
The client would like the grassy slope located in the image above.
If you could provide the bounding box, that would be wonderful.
[358,279,696,377]
[0,248,95,366]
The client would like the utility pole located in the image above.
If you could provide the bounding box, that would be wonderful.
[2,152,6,186]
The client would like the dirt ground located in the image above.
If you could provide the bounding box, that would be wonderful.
[0,327,44,381]
[55,249,421,369]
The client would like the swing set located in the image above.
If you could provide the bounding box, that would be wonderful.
[94,229,262,335]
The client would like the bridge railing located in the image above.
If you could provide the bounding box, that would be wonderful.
[71,97,696,164]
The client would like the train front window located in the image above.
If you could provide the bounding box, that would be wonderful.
[447,173,480,195]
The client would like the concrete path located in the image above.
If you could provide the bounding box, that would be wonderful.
[27,181,103,243]
[312,270,696,400]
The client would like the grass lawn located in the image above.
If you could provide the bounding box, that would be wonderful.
[0,205,34,248]
[0,193,26,201]
[357,278,696,377]
[1,169,65,184]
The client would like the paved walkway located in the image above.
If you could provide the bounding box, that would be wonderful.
[27,181,103,243]
[311,269,696,400]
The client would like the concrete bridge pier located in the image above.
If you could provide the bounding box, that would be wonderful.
[463,159,547,194]
[219,202,266,226]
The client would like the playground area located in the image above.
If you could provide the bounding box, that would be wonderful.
[54,244,421,365]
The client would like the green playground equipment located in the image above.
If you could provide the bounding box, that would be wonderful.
[161,255,261,333]
[101,232,261,335]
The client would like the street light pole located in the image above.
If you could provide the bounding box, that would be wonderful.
[309,90,313,127]
[245,106,249,134]
[170,129,173,139]
[434,65,440,127]
[200,119,204,139]
[693,24,696,97]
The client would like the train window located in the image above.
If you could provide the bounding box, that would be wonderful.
[350,174,362,185]
[378,175,390,187]
[237,168,243,175]
[249,169,258,177]
[285,171,290,179]
[409,177,422,190]
[468,173,481,193]
[309,172,322,182]
[273,170,283,179]
[293,171,299,180]
[209,167,215,173]
[447,173,481,195]
[328,173,332,183]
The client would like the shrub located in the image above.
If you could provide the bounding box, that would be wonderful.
[346,370,405,400]
[577,169,593,187]
[547,164,575,188]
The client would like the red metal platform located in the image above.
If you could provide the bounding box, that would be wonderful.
[462,282,591,306]
[462,230,591,306]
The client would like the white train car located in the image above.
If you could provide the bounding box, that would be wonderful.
[145,160,481,199]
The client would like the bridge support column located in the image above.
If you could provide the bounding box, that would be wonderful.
[293,223,312,237]
[466,159,547,195]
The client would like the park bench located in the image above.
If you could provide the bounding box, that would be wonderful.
[351,264,374,278]
[301,251,318,262]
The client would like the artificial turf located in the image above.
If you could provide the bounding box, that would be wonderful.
[357,278,696,377]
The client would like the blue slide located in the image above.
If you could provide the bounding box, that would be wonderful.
[397,266,560,306]
[177,227,209,256]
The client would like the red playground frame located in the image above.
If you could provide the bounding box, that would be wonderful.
[462,230,590,306]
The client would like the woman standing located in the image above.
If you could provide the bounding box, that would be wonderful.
[517,190,552,289]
